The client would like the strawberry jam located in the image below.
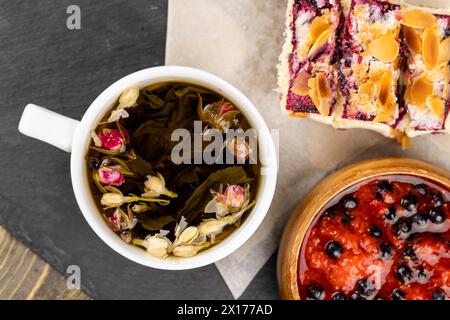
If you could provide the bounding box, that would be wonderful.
[298,176,450,300]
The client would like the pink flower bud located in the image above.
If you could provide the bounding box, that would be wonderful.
[105,208,137,233]
[107,209,122,232]
[98,167,125,186]
[222,185,245,211]
[98,129,126,152]
[219,101,235,115]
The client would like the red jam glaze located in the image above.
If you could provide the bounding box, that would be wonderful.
[298,176,450,300]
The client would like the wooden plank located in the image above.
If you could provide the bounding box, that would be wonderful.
[0,227,90,300]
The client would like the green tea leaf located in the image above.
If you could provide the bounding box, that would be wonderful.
[171,86,214,100]
[173,166,204,186]
[138,90,165,109]
[126,155,153,179]
[89,146,121,156]
[169,95,198,129]
[133,93,198,162]
[141,215,175,231]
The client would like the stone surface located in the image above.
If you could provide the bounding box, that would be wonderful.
[0,0,258,300]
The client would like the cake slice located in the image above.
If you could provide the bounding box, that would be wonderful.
[334,0,403,137]
[278,0,342,124]
[400,3,450,137]
[278,0,450,143]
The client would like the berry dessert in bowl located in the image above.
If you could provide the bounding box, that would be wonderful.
[277,158,450,300]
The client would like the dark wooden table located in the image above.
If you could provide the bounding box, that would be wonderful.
[0,0,278,299]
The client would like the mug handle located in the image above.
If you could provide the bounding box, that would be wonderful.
[18,104,80,153]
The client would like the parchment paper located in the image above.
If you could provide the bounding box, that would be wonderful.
[166,0,450,298]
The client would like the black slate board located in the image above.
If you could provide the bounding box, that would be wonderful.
[0,0,279,299]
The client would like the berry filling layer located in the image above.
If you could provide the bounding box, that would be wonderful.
[286,0,341,116]
[299,176,449,300]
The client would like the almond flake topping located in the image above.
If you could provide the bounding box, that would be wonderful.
[316,72,331,99]
[368,32,399,63]
[310,12,331,41]
[307,73,330,117]
[308,85,321,109]
[308,28,331,58]
[378,71,392,107]
[422,27,440,70]
[292,69,311,96]
[410,76,434,108]
[373,71,395,123]
[403,26,422,54]
[400,10,438,29]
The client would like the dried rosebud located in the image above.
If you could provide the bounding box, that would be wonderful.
[200,191,255,243]
[199,100,240,131]
[98,167,125,186]
[93,157,133,192]
[219,101,235,115]
[222,185,246,211]
[104,207,136,233]
[205,184,248,218]
[142,173,178,198]
[98,128,126,152]
[105,209,122,232]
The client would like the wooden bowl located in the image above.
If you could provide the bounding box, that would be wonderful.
[276,157,450,300]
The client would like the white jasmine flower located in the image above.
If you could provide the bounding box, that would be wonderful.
[117,87,140,109]
[142,173,178,198]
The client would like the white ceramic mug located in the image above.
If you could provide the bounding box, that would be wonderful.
[18,66,277,270]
